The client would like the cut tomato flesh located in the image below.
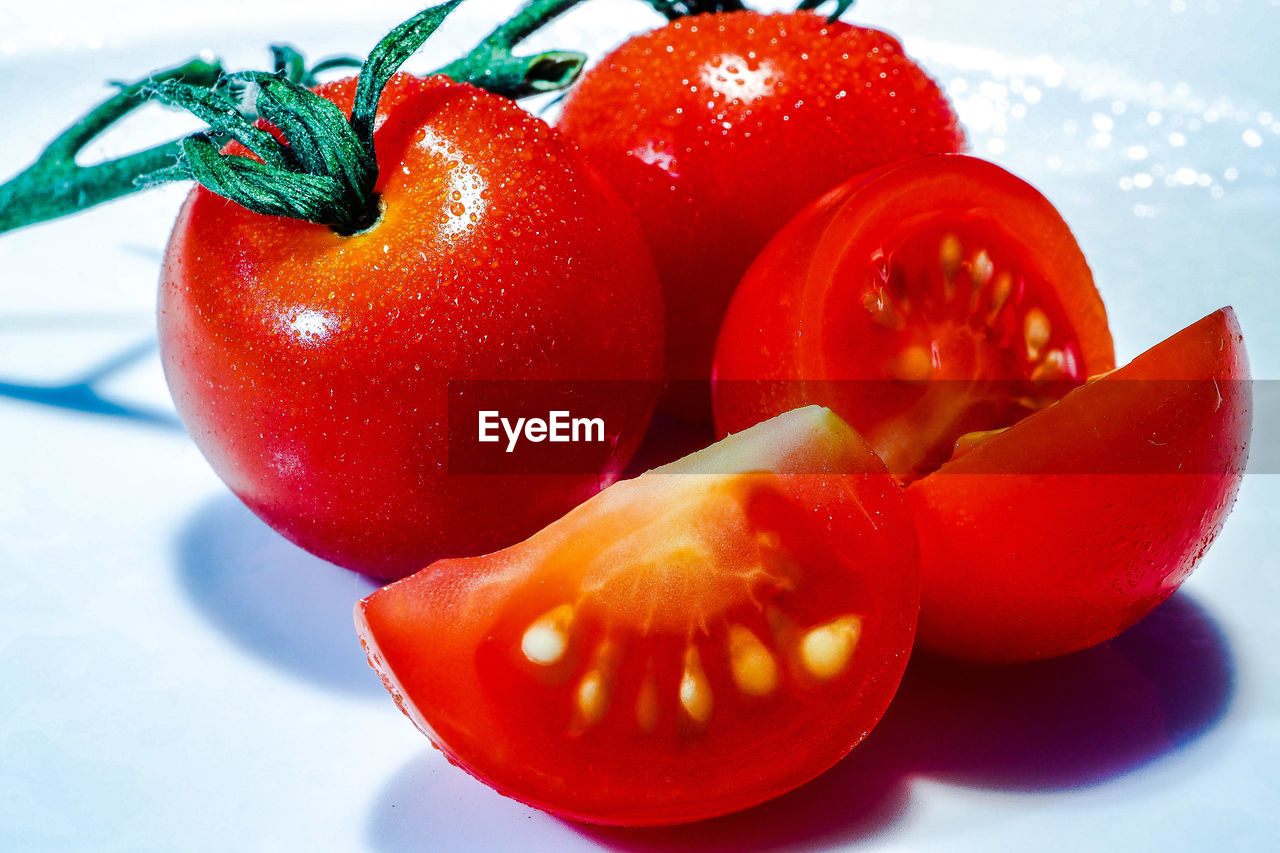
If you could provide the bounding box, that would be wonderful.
[713,154,1115,479]
[356,406,919,825]
[845,218,1087,474]
[907,308,1251,661]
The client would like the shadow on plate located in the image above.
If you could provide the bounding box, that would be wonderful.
[0,337,181,429]
[362,592,1232,852]
[175,494,384,696]
[170,411,714,704]
[580,593,1233,851]
[875,592,1234,793]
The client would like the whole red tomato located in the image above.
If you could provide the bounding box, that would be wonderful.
[558,10,965,419]
[159,73,664,580]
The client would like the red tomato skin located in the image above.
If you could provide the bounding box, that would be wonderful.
[159,74,664,580]
[558,11,965,419]
[712,154,1115,470]
[906,308,1251,662]
[357,409,920,825]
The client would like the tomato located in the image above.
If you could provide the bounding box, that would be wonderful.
[356,406,919,825]
[907,308,1251,661]
[159,73,664,580]
[557,10,965,420]
[713,154,1115,477]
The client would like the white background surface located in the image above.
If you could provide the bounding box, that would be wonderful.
[2,1,1278,850]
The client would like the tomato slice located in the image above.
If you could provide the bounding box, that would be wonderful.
[356,406,919,825]
[907,308,1251,661]
[713,154,1115,478]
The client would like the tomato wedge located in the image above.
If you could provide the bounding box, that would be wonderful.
[908,308,1251,661]
[713,154,1115,478]
[356,406,919,825]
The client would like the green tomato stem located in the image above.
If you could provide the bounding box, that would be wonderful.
[0,58,223,236]
[435,0,587,97]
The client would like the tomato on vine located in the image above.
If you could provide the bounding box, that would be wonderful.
[558,3,966,419]
[152,1,665,578]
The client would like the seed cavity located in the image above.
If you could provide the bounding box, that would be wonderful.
[972,250,994,290]
[939,233,963,280]
[636,667,660,733]
[1024,308,1052,360]
[862,288,906,330]
[679,646,714,724]
[765,604,795,648]
[889,344,933,383]
[573,642,617,729]
[520,604,574,665]
[575,668,609,727]
[799,615,863,680]
[987,273,1013,323]
[727,625,779,696]
[1032,347,1071,381]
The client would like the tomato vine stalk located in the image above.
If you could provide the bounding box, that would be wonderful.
[0,0,589,236]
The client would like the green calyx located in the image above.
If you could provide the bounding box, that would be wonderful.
[141,1,460,234]
[139,0,594,234]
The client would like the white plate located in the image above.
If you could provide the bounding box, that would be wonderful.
[2,1,1278,850]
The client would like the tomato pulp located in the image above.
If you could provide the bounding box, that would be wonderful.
[714,154,1115,477]
[558,11,965,420]
[357,406,919,824]
[159,74,664,579]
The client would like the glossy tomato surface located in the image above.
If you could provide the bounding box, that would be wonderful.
[713,154,1115,477]
[558,11,965,419]
[159,74,664,580]
[357,406,919,825]
[908,308,1251,661]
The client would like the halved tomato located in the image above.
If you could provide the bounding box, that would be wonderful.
[908,308,1251,661]
[713,154,1115,478]
[356,406,919,825]
[713,157,1251,662]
